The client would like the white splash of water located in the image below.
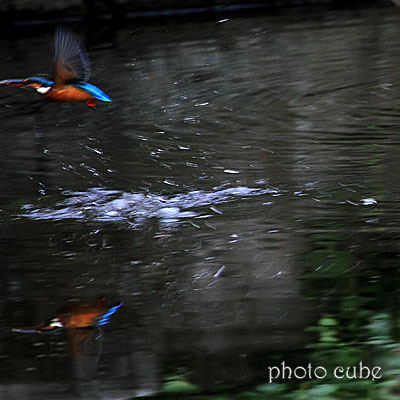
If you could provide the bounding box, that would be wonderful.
[19,185,278,227]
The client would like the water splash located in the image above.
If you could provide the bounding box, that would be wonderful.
[19,185,277,227]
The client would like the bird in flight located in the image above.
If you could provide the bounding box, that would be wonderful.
[0,26,112,110]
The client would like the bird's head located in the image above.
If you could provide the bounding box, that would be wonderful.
[36,317,65,333]
[0,77,53,94]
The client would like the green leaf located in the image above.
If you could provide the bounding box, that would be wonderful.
[319,318,338,327]
[161,379,199,394]
[256,383,287,394]
[307,384,337,397]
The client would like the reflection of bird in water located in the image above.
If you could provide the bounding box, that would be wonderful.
[0,26,112,110]
[13,297,123,382]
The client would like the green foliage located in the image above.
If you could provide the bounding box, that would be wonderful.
[157,225,400,400]
[255,383,286,395]
[156,309,400,400]
[161,374,200,394]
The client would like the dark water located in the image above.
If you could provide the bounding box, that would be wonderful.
[1,6,400,399]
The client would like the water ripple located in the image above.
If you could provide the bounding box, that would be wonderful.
[19,185,277,226]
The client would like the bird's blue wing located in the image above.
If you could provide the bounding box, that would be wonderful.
[96,301,123,326]
[72,81,112,102]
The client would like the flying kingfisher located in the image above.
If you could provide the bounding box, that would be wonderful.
[0,26,112,110]
[12,296,123,379]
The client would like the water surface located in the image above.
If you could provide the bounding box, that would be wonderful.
[1,6,400,399]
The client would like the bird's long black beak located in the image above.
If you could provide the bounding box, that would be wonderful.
[12,321,63,334]
[0,79,26,87]
[12,326,41,333]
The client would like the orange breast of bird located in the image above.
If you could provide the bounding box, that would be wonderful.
[46,85,93,103]
[60,306,105,328]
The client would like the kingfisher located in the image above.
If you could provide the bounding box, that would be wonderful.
[13,297,123,361]
[0,26,112,110]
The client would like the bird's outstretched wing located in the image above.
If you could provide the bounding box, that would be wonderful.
[53,26,90,87]
[96,301,124,326]
[69,327,103,380]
